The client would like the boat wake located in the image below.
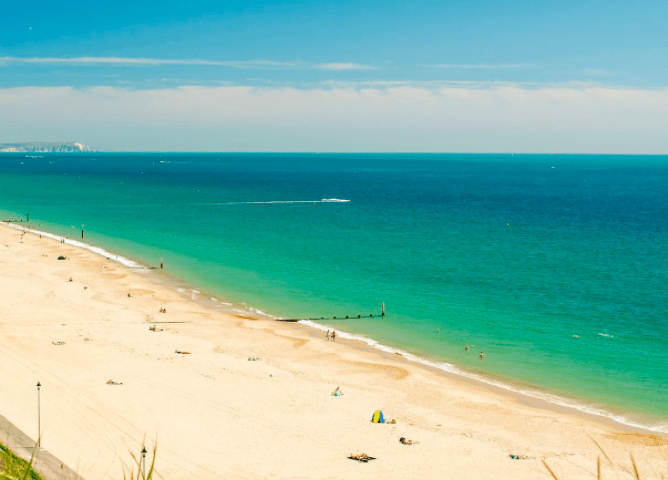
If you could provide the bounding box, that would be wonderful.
[203,199,351,205]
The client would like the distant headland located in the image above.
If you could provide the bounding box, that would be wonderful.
[0,141,92,153]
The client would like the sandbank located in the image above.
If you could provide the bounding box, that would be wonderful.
[0,222,666,480]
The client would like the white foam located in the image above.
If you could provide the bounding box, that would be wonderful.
[299,319,668,434]
[3,223,147,270]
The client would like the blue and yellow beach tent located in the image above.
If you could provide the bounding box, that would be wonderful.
[371,410,384,424]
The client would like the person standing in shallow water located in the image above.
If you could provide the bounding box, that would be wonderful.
[331,331,336,341]
[480,351,485,360]
[465,345,469,352]
[326,330,330,340]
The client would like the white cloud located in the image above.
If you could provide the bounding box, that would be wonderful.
[0,56,296,69]
[1,84,666,153]
[315,63,378,71]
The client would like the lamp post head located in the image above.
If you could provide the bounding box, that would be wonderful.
[142,447,147,455]
[37,382,41,388]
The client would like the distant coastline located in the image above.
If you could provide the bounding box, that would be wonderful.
[0,142,91,153]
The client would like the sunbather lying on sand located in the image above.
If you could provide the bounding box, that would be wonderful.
[107,380,123,385]
[348,453,375,462]
[399,437,418,445]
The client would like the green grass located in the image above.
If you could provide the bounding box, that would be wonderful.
[0,442,42,480]
[0,440,156,480]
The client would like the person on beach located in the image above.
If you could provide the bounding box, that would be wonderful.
[331,331,336,341]
[480,351,485,360]
[326,330,330,340]
[465,345,469,352]
[332,386,343,396]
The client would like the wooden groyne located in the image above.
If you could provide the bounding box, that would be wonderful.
[278,304,385,323]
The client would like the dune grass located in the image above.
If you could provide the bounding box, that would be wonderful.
[123,445,156,480]
[0,437,156,480]
[2,431,666,480]
[542,435,668,480]
[0,441,42,480]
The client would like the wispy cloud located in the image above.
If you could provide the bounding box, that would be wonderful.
[0,56,296,69]
[425,63,537,69]
[315,63,378,71]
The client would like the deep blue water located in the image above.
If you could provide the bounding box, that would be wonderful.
[1,153,666,431]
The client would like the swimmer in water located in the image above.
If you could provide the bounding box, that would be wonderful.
[437,329,440,334]
[465,345,469,352]
[480,351,485,360]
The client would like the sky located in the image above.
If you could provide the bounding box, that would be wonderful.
[1,0,667,152]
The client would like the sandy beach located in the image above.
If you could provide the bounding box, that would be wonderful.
[0,222,666,480]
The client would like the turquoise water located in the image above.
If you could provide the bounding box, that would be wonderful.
[1,153,667,431]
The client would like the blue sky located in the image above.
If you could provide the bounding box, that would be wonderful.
[1,0,668,152]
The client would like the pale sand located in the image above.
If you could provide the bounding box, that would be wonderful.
[0,223,666,480]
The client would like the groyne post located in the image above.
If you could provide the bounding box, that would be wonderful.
[382,302,385,317]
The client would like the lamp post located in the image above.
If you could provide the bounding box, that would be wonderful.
[141,447,147,478]
[36,381,41,447]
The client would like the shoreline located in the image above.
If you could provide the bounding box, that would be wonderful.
[1,220,667,480]
[4,220,666,439]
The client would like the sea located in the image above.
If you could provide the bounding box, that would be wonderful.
[0,153,666,433]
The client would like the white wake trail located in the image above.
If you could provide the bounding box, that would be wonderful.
[204,199,350,205]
